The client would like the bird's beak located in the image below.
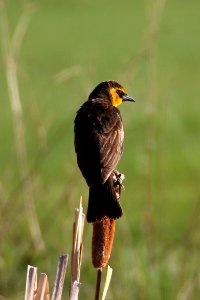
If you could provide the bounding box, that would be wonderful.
[122,94,135,102]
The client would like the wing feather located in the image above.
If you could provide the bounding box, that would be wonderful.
[99,118,124,183]
[74,98,124,185]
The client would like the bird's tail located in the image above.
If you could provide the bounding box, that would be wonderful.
[87,175,122,223]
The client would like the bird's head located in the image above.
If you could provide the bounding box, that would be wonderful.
[88,80,135,107]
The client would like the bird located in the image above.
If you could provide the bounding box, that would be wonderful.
[74,80,135,223]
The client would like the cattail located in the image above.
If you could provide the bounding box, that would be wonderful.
[92,171,125,269]
[92,217,116,269]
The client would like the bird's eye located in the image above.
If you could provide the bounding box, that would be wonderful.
[116,90,124,97]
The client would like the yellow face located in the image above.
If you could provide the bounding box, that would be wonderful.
[110,87,126,107]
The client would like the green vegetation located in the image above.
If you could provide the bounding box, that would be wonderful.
[0,0,200,299]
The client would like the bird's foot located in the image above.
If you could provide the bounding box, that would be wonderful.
[112,170,125,200]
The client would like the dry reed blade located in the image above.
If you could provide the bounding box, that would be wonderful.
[51,254,69,300]
[0,0,45,252]
[102,265,113,300]
[69,281,81,300]
[34,273,50,300]
[25,265,37,300]
[53,66,82,83]
[69,198,85,300]
[11,3,36,58]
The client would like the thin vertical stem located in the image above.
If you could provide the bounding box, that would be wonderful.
[144,0,167,259]
[51,255,69,300]
[25,265,37,300]
[94,269,102,300]
[69,199,85,299]
[35,273,50,300]
[0,0,45,252]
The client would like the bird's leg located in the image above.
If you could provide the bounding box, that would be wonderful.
[112,170,125,200]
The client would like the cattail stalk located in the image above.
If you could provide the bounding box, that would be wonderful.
[70,199,85,300]
[92,171,124,269]
[92,171,124,299]
[94,269,102,300]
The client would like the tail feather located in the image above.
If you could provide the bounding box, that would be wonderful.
[87,175,122,223]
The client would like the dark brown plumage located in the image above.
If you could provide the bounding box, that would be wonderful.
[74,80,134,222]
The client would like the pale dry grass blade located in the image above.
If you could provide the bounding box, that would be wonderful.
[25,265,37,300]
[29,101,49,153]
[0,182,8,211]
[69,281,81,300]
[34,273,50,300]
[143,0,167,259]
[0,0,45,252]
[69,198,85,300]
[12,3,37,58]
[102,265,113,300]
[51,255,69,300]
[53,66,82,83]
[176,270,200,300]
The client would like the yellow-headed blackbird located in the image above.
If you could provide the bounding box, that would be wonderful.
[74,80,135,222]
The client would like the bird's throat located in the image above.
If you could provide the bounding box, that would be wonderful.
[110,87,124,107]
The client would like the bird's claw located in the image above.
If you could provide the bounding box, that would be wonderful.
[112,170,125,200]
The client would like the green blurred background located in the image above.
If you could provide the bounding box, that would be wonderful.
[0,0,200,299]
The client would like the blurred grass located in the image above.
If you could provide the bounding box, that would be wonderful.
[0,0,200,299]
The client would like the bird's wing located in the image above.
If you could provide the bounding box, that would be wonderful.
[74,99,124,186]
[98,113,124,183]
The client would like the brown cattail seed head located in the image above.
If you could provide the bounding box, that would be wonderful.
[92,217,116,269]
[92,171,124,269]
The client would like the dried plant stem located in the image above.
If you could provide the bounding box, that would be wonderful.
[0,0,45,252]
[94,269,102,300]
[70,199,85,300]
[145,0,167,194]
[35,273,50,300]
[51,255,69,300]
[144,0,167,258]
[69,281,81,300]
[53,65,82,83]
[25,265,37,300]
[12,3,36,58]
